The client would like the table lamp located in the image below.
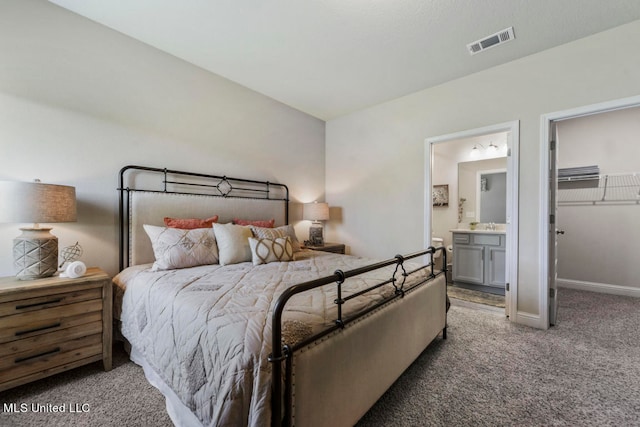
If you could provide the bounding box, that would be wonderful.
[0,180,77,280]
[303,201,329,245]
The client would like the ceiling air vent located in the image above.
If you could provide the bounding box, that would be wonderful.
[467,27,515,55]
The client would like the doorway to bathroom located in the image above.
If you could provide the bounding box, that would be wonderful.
[425,121,519,319]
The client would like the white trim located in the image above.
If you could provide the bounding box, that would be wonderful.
[425,120,519,320]
[539,95,640,329]
[558,278,640,298]
[514,311,543,329]
[424,139,434,266]
[539,115,551,330]
[506,127,519,322]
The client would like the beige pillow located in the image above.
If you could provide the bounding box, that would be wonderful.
[143,224,219,271]
[250,224,301,252]
[213,223,253,265]
[249,236,294,265]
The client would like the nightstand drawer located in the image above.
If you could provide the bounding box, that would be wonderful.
[0,287,102,317]
[0,320,103,356]
[0,334,103,385]
[303,242,346,254]
[0,333,102,371]
[0,300,103,344]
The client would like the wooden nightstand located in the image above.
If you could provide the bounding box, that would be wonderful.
[0,267,112,392]
[303,242,346,254]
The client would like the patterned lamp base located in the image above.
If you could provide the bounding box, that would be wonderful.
[13,228,58,280]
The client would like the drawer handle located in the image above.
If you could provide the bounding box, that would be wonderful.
[15,347,61,364]
[16,298,63,310]
[15,322,62,336]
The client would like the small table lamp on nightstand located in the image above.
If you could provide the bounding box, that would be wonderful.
[303,201,329,245]
[0,180,77,280]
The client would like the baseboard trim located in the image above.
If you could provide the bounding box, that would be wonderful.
[557,278,640,298]
[515,311,545,329]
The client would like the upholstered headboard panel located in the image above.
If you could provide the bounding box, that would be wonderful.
[119,165,289,270]
[129,192,287,266]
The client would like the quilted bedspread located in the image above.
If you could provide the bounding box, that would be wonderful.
[114,251,429,427]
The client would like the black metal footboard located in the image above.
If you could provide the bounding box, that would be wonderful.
[269,246,447,426]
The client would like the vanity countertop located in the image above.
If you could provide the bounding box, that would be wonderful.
[450,228,506,235]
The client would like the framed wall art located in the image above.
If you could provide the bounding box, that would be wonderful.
[432,184,449,207]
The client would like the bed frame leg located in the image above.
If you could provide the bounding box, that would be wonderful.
[442,326,447,340]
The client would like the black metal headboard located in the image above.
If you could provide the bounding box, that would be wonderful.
[118,165,289,271]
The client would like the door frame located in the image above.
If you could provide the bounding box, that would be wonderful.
[425,120,519,320]
[539,95,640,328]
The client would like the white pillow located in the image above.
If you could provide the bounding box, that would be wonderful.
[250,224,301,252]
[249,236,294,265]
[212,223,253,266]
[143,224,219,271]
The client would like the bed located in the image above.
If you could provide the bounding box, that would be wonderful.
[113,165,448,427]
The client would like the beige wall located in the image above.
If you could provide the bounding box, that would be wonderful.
[556,107,640,290]
[0,1,325,278]
[326,20,640,325]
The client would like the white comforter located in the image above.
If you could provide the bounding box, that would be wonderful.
[114,251,427,427]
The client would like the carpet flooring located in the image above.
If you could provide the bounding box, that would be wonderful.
[1,288,639,427]
[0,342,172,427]
[357,288,640,426]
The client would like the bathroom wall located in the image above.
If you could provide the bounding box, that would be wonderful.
[556,106,640,294]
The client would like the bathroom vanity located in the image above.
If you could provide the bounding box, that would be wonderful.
[451,229,506,290]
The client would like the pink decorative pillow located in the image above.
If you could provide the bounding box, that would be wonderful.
[164,216,219,229]
[232,218,275,228]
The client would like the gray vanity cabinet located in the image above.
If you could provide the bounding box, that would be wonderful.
[452,232,506,289]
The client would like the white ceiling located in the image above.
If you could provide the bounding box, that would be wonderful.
[49,0,640,120]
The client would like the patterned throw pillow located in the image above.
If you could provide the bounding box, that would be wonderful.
[250,224,301,252]
[249,236,294,265]
[164,216,219,229]
[143,224,219,271]
[212,223,253,265]
[233,218,275,228]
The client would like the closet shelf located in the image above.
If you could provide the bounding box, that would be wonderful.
[558,172,640,205]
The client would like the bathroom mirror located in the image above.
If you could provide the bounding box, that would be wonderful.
[458,157,507,224]
[478,170,506,223]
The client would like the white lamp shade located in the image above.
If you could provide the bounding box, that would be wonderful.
[0,181,77,224]
[303,202,329,221]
